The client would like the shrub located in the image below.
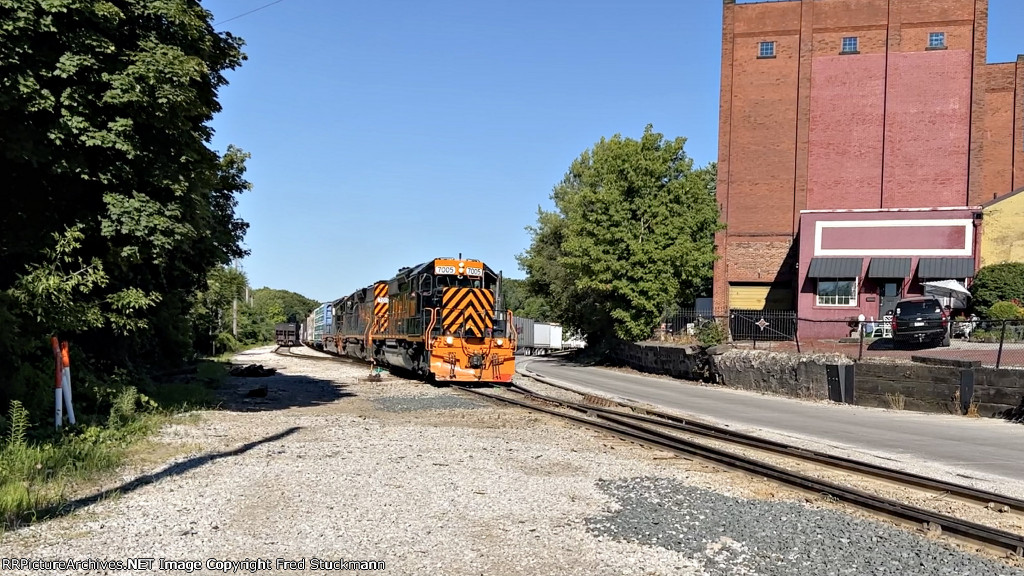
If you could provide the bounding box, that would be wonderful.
[971,263,1024,315]
[986,301,1024,320]
[693,318,728,346]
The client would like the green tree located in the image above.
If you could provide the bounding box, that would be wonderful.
[518,125,722,345]
[0,0,249,410]
[971,263,1024,317]
[499,278,552,322]
[251,288,319,324]
[191,266,248,354]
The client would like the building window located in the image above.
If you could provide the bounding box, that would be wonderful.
[816,279,858,307]
[841,37,858,53]
[928,32,946,49]
[758,41,776,58]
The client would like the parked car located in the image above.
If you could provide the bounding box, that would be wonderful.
[891,297,949,348]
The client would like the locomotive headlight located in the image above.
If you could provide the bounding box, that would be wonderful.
[495,339,504,347]
[445,336,454,345]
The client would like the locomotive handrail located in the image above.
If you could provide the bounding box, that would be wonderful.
[425,307,438,351]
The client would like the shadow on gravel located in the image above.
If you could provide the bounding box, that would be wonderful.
[216,372,356,412]
[20,427,303,530]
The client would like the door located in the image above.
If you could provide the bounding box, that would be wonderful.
[879,282,902,318]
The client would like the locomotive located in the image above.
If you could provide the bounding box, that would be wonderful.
[303,256,516,383]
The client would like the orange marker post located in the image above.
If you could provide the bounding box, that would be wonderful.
[61,340,76,425]
[52,337,63,430]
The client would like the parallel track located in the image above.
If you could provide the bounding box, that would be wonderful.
[273,345,357,363]
[455,381,1024,557]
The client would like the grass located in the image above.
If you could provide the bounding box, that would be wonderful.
[0,360,229,530]
[885,392,907,410]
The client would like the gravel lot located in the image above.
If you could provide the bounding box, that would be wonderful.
[2,345,1022,575]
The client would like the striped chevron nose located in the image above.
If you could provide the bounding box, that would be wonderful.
[441,288,494,337]
[372,282,389,333]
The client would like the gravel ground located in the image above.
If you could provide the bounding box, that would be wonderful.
[589,476,1024,576]
[2,346,1022,575]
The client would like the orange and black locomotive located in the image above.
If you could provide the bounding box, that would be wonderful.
[307,256,516,383]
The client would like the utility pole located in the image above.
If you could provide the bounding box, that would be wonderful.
[232,297,238,337]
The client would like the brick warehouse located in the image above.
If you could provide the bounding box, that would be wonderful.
[713,0,1024,322]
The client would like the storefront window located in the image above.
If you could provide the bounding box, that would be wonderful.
[816,278,857,306]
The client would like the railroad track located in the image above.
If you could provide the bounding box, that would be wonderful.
[455,379,1024,557]
[273,345,356,363]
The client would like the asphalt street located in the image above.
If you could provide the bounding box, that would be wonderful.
[519,356,1024,481]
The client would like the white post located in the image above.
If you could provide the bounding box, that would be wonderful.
[61,341,76,425]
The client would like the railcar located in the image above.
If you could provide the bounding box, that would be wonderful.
[320,256,516,383]
[274,322,301,346]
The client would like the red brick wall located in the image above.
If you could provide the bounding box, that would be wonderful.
[725,239,794,284]
[715,0,803,313]
[976,63,1018,203]
[811,0,888,28]
[807,54,887,209]
[726,34,800,236]
[1016,57,1024,191]
[881,50,973,208]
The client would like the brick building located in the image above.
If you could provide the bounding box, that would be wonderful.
[713,0,1024,316]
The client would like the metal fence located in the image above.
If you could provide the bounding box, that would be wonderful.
[654,311,1024,370]
[658,309,796,343]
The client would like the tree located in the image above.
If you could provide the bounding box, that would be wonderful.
[0,0,250,408]
[500,278,553,322]
[971,263,1024,316]
[518,125,722,345]
[191,266,248,354]
[251,288,319,324]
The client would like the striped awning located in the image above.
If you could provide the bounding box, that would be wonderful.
[867,258,912,278]
[917,257,975,279]
[806,257,863,278]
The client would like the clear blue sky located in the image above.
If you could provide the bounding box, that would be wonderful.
[203,0,1024,303]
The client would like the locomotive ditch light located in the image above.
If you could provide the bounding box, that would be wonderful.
[445,336,454,345]
[495,339,504,346]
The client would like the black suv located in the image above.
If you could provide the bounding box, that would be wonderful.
[891,297,950,348]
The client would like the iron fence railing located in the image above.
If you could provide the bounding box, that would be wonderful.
[654,311,1024,370]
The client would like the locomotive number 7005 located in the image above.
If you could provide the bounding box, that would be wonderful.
[435,265,457,275]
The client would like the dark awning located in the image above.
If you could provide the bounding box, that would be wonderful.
[917,257,975,279]
[867,257,911,278]
[806,257,863,278]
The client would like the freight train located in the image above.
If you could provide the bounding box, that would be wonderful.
[302,256,516,384]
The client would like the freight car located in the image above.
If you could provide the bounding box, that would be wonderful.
[304,256,515,384]
[512,317,563,355]
[274,322,301,346]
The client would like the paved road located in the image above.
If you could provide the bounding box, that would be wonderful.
[519,357,1024,481]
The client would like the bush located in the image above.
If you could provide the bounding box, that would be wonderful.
[971,263,1024,315]
[693,318,728,346]
[987,301,1024,320]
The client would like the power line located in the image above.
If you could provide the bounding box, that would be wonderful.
[213,0,287,28]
